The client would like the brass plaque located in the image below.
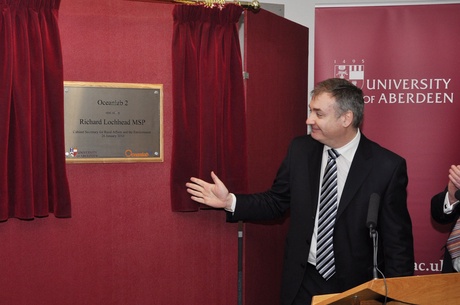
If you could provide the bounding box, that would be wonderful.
[64,81,163,163]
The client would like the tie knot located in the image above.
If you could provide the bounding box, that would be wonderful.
[328,149,340,160]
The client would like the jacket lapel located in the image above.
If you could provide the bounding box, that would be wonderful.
[336,135,373,218]
[303,139,323,216]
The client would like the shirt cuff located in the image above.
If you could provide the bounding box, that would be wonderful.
[443,192,460,214]
[224,193,236,213]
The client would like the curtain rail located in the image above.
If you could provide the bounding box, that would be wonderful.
[127,0,261,12]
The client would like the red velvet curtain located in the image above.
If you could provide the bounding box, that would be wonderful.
[0,0,71,220]
[171,4,248,211]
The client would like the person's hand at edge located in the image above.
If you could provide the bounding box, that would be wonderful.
[447,165,460,204]
[186,171,233,210]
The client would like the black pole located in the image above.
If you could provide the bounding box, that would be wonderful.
[238,221,243,305]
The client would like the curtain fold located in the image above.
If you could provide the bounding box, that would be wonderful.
[0,0,71,220]
[170,4,248,211]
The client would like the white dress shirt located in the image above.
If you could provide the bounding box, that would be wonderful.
[308,130,361,265]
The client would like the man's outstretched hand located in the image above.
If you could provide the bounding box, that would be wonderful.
[186,171,233,210]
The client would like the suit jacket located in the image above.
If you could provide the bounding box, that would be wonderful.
[431,190,459,273]
[227,134,414,305]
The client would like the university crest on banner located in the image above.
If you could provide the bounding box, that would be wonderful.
[334,63,365,88]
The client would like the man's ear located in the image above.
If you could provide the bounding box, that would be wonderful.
[342,110,353,128]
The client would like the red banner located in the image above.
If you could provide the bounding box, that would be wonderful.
[315,4,460,275]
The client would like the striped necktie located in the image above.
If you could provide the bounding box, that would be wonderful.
[316,148,340,280]
[447,218,460,260]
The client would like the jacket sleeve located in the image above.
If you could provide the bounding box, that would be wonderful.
[379,157,414,277]
[226,138,298,222]
[431,189,457,224]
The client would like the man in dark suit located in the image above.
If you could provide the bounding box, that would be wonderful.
[186,78,414,305]
[431,165,460,273]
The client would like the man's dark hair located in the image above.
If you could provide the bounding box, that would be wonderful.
[311,78,364,128]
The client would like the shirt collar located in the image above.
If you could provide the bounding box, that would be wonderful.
[324,129,361,162]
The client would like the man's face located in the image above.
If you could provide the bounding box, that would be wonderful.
[306,92,348,148]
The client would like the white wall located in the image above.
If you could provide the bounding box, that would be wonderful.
[259,0,460,92]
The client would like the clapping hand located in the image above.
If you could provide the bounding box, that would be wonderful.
[447,165,460,203]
